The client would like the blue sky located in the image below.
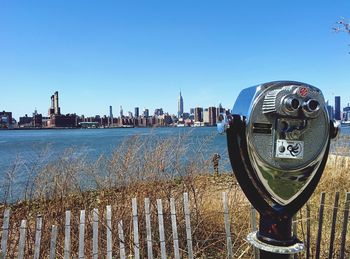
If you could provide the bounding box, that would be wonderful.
[1,0,350,119]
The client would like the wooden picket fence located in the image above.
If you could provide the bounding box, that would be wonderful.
[0,191,349,258]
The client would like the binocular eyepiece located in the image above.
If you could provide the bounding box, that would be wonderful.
[282,96,320,118]
[282,96,320,115]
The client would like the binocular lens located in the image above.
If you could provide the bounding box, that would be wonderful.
[307,99,319,111]
[291,98,300,110]
[283,97,301,112]
[302,99,320,116]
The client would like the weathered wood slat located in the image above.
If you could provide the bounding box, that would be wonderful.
[157,199,167,259]
[327,192,339,259]
[92,208,99,259]
[315,192,326,259]
[339,192,350,259]
[79,210,86,259]
[250,205,259,259]
[170,198,180,259]
[18,219,27,259]
[106,205,112,259]
[1,209,10,258]
[49,225,58,259]
[64,210,71,259]
[293,215,298,259]
[306,204,311,259]
[118,220,126,259]
[292,215,297,236]
[183,192,194,259]
[33,216,43,259]
[250,206,259,259]
[132,198,140,259]
[223,192,233,259]
[144,198,154,259]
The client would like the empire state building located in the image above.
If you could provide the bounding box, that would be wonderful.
[178,91,184,118]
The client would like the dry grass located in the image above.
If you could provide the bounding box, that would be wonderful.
[0,133,349,258]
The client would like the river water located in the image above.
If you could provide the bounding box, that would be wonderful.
[1,126,349,201]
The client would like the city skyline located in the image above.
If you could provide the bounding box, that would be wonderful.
[2,87,350,121]
[2,90,350,129]
[1,1,350,119]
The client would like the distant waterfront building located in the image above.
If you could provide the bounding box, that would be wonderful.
[33,109,42,127]
[135,107,139,118]
[343,103,350,121]
[216,103,225,119]
[208,106,217,126]
[19,114,32,127]
[19,110,43,128]
[143,108,149,117]
[335,96,341,120]
[48,91,77,128]
[154,108,164,116]
[0,111,13,129]
[48,91,61,116]
[120,105,124,118]
[182,112,190,120]
[203,108,209,124]
[190,108,195,115]
[326,100,334,120]
[178,91,184,118]
[194,107,203,122]
[109,106,113,126]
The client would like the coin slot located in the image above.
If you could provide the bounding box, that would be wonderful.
[253,123,272,134]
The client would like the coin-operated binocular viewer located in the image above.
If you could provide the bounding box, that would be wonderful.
[218,81,340,258]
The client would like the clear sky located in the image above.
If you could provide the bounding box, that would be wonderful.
[1,0,350,120]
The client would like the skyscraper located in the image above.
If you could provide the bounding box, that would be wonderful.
[109,106,113,126]
[216,103,225,119]
[326,100,334,120]
[194,107,203,122]
[208,106,217,126]
[53,91,60,115]
[120,105,124,117]
[335,96,341,120]
[135,107,139,118]
[49,91,61,116]
[178,91,184,118]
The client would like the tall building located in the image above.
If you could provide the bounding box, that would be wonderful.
[335,96,341,120]
[194,107,203,122]
[54,91,60,115]
[48,91,77,128]
[326,100,334,120]
[203,108,209,124]
[208,106,217,126]
[178,91,184,118]
[48,91,61,116]
[343,103,350,121]
[109,106,113,126]
[216,103,225,119]
[143,108,149,117]
[135,107,139,118]
[120,105,124,117]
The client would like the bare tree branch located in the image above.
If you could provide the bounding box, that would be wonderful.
[333,17,350,34]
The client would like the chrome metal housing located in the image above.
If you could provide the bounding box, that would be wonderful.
[232,81,329,205]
